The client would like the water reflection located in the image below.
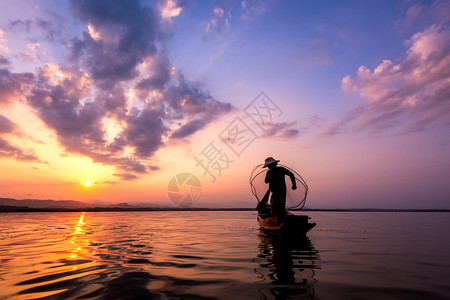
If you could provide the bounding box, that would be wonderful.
[255,230,320,299]
[69,212,86,260]
[2,212,324,299]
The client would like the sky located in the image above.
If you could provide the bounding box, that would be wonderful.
[0,0,449,209]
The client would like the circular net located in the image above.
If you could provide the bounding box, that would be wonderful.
[249,164,309,210]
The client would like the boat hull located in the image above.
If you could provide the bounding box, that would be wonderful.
[257,212,315,236]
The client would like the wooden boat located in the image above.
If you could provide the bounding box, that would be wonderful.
[257,209,316,236]
[250,163,315,235]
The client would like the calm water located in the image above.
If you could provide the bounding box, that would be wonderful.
[0,211,449,299]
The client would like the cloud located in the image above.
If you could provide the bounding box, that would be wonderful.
[0,0,232,180]
[323,106,365,137]
[331,24,450,135]
[165,74,232,116]
[160,0,183,19]
[395,0,450,32]
[25,65,161,173]
[134,54,172,99]
[241,0,268,21]
[298,115,326,135]
[0,137,20,157]
[261,122,299,139]
[0,55,8,65]
[0,114,17,134]
[69,0,160,88]
[0,29,10,53]
[170,118,208,139]
[203,7,230,40]
[104,181,118,184]
[0,137,41,162]
[0,114,43,162]
[166,74,233,139]
[8,15,64,42]
[118,107,167,158]
[26,65,105,148]
[113,173,138,181]
[0,68,33,106]
[23,62,229,177]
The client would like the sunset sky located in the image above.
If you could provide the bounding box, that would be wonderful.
[0,0,449,209]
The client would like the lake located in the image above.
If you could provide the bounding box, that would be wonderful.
[0,211,449,299]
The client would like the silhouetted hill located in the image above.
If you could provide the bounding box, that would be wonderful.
[107,202,135,208]
[0,198,90,209]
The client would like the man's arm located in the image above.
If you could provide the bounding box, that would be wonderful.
[264,170,272,183]
[284,168,297,190]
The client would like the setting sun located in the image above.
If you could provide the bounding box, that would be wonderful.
[79,179,92,188]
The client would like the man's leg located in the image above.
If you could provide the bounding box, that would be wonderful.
[272,192,286,225]
[278,192,287,225]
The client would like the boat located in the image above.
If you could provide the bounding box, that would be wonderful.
[257,208,316,236]
[250,162,315,236]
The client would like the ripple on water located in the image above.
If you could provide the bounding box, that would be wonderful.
[0,211,319,299]
[2,211,448,299]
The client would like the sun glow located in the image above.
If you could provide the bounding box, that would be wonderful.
[79,178,93,188]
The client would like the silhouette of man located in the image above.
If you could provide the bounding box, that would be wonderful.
[263,157,296,223]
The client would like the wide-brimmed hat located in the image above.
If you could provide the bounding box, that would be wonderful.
[263,157,279,168]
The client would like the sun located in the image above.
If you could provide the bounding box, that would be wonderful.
[79,178,93,187]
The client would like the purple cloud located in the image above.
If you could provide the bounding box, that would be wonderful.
[0,114,17,134]
[23,63,229,177]
[0,114,43,162]
[395,0,450,32]
[120,107,167,158]
[261,122,299,139]
[0,137,18,157]
[9,16,64,42]
[323,106,365,137]
[113,173,138,181]
[0,137,41,162]
[241,0,268,21]
[69,0,160,88]
[331,24,450,136]
[0,55,8,65]
[166,74,233,139]
[134,54,172,99]
[1,0,232,180]
[27,65,105,148]
[165,74,232,116]
[0,68,33,106]
[170,118,208,139]
[203,7,230,40]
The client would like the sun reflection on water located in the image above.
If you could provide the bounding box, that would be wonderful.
[70,212,87,259]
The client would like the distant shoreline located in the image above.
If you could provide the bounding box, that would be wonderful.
[2,198,448,213]
[0,206,449,213]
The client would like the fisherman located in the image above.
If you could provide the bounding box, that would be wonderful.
[263,157,297,223]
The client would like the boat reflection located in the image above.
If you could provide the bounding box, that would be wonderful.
[255,230,320,299]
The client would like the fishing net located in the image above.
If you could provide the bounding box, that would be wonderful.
[249,164,309,210]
